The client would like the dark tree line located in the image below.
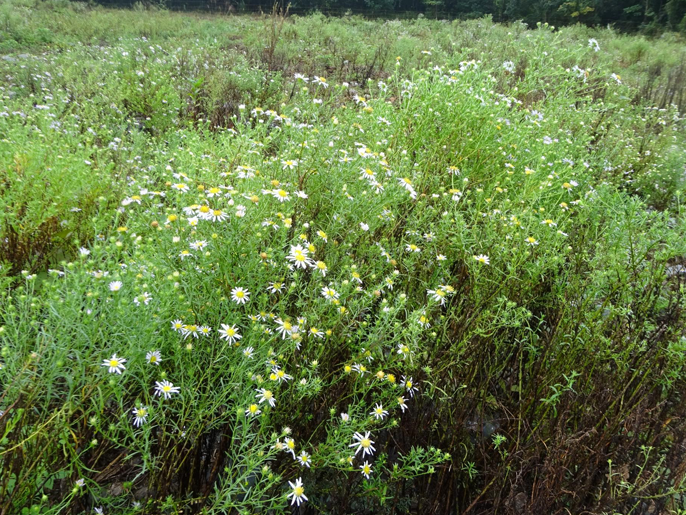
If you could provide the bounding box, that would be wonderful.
[99,0,686,33]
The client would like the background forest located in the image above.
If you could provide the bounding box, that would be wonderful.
[92,0,686,33]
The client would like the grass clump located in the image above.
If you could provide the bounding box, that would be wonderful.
[1,5,686,515]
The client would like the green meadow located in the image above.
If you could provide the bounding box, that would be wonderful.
[1,2,686,513]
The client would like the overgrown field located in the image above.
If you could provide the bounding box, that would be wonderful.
[2,3,686,514]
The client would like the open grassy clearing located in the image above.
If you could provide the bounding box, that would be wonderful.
[1,3,686,514]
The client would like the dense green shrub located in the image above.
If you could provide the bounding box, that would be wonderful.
[1,6,686,515]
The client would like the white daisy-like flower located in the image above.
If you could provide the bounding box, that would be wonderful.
[109,281,123,292]
[154,380,180,399]
[287,477,308,506]
[287,245,313,269]
[231,287,250,304]
[101,354,126,374]
[132,405,149,427]
[218,324,242,344]
[133,292,152,306]
[427,287,448,305]
[271,188,291,202]
[297,451,311,468]
[267,281,285,293]
[271,367,293,383]
[349,431,376,457]
[284,437,296,458]
[256,388,276,407]
[397,343,412,359]
[360,461,373,479]
[245,404,261,417]
[182,324,199,339]
[275,318,297,339]
[321,286,339,302]
[401,375,419,397]
[370,403,388,420]
[146,350,162,365]
[313,76,328,88]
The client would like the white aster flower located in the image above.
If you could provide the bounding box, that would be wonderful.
[287,477,307,506]
[101,353,126,374]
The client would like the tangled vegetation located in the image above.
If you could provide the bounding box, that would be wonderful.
[1,3,686,514]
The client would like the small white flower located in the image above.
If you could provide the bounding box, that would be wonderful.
[231,287,250,305]
[360,461,373,479]
[133,292,152,306]
[218,324,242,344]
[287,477,308,506]
[245,404,261,417]
[297,451,311,468]
[101,354,126,374]
[321,286,339,302]
[146,350,162,365]
[349,431,375,457]
[154,380,180,399]
[370,403,388,420]
[256,388,276,408]
[132,405,149,427]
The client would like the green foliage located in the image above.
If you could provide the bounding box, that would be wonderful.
[1,5,686,515]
